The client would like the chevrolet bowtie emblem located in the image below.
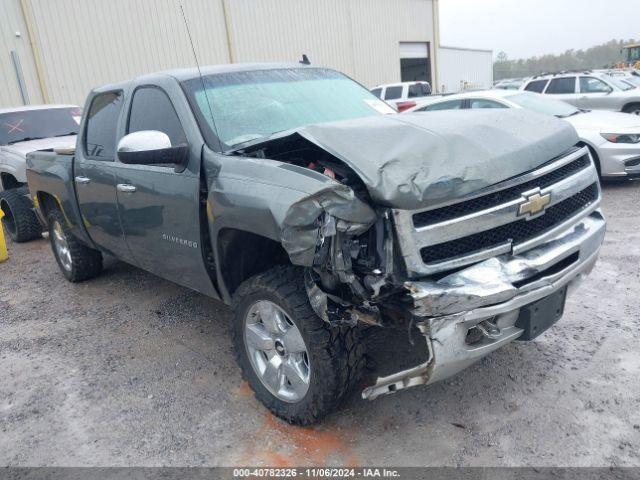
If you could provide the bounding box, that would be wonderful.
[518,191,551,217]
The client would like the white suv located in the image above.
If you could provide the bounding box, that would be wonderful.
[370,81,432,112]
[521,71,640,115]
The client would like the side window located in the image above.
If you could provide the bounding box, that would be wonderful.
[407,83,431,98]
[469,99,509,109]
[423,100,464,111]
[384,86,403,100]
[84,91,123,160]
[127,87,187,146]
[524,80,548,93]
[580,77,612,93]
[370,88,382,99]
[408,84,419,98]
[546,77,576,94]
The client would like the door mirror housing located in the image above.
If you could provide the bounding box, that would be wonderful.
[117,131,188,165]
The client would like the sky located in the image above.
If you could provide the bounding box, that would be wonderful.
[439,0,640,60]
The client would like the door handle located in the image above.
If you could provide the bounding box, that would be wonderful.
[116,184,137,193]
[75,176,91,184]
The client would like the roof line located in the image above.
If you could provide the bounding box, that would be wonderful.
[439,45,493,54]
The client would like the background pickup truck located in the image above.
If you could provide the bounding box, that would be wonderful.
[27,63,606,425]
[0,105,80,242]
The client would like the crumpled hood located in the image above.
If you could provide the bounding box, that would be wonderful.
[294,110,578,210]
[1,135,77,157]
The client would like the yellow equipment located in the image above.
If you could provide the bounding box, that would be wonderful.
[621,44,640,69]
[0,209,7,262]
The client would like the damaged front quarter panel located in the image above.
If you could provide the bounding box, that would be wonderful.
[280,184,376,267]
[280,184,388,326]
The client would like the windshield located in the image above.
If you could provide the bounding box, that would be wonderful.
[607,76,635,91]
[182,68,392,149]
[506,92,581,118]
[621,76,640,88]
[0,107,81,145]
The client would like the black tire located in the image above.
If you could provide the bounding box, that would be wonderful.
[0,189,42,243]
[47,209,103,282]
[623,103,640,115]
[231,265,365,425]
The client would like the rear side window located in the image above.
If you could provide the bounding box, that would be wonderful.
[84,91,123,160]
[370,88,382,98]
[421,99,464,111]
[127,87,187,146]
[524,80,548,93]
[546,77,576,94]
[408,83,431,98]
[385,86,403,100]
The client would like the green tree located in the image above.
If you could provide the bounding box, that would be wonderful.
[494,39,635,80]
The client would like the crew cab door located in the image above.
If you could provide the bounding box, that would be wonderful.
[114,84,216,297]
[75,90,131,259]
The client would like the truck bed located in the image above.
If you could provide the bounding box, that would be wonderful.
[26,150,88,244]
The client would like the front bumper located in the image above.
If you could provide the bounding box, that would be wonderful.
[598,141,640,178]
[362,210,606,400]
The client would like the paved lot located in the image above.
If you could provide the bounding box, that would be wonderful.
[1,182,639,467]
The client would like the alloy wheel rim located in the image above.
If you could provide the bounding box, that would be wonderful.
[52,221,72,272]
[244,300,311,403]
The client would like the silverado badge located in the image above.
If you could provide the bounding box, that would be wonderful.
[518,191,551,217]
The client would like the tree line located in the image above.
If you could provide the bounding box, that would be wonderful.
[494,39,637,80]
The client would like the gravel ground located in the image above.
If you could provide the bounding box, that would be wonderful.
[0,182,639,467]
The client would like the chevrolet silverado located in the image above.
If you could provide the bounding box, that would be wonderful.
[26,64,606,424]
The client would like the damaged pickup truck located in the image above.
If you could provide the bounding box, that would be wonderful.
[26,64,606,424]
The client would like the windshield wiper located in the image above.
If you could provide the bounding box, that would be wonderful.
[52,132,78,138]
[7,136,47,145]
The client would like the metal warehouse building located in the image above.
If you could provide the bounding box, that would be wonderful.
[1,0,492,108]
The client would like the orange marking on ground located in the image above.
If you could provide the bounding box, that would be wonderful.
[235,381,254,397]
[238,412,360,467]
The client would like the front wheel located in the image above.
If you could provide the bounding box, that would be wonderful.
[47,210,103,282]
[231,266,364,425]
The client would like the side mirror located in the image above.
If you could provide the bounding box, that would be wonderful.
[117,130,188,165]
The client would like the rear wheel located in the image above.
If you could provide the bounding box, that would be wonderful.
[231,265,364,425]
[623,103,640,115]
[0,188,42,243]
[47,209,103,282]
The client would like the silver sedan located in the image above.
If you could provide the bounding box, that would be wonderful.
[405,90,640,179]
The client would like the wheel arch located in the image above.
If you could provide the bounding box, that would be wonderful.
[216,228,291,302]
[35,191,63,227]
[0,172,24,191]
[622,102,640,114]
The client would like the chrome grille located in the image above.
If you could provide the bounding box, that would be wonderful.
[393,146,602,277]
[413,152,590,228]
[420,183,598,264]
